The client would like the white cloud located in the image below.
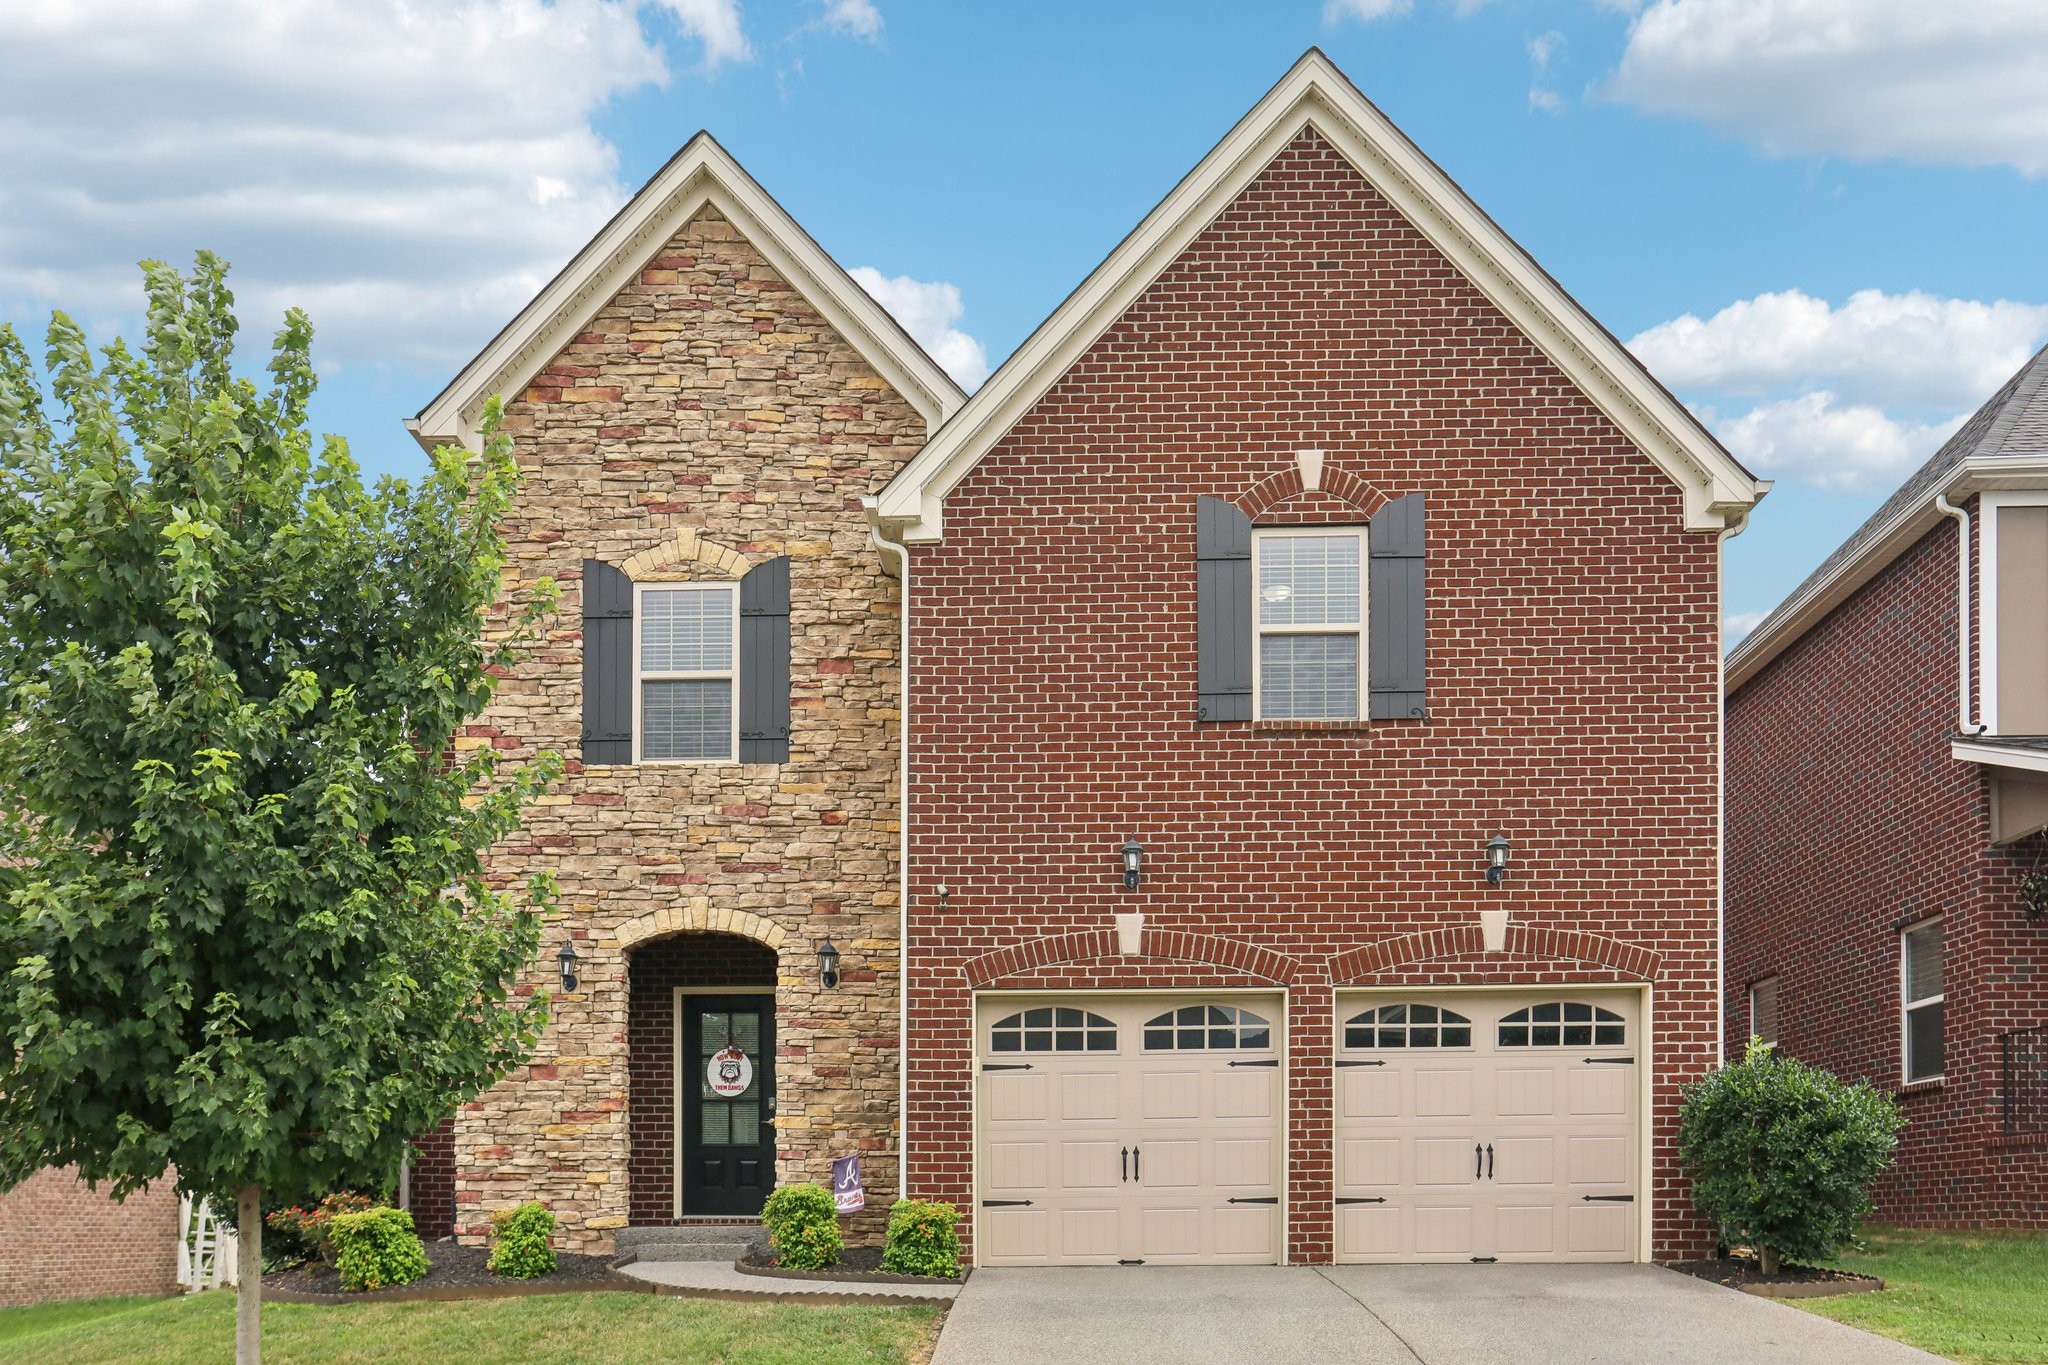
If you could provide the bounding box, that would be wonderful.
[1723,610,1765,645]
[1527,31,1564,69]
[1629,290,2048,412]
[1607,0,2048,175]
[1711,392,1965,492]
[815,0,883,41]
[848,267,989,391]
[1323,0,1412,23]
[1528,87,1565,115]
[0,0,763,371]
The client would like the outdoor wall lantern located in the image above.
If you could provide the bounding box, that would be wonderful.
[1121,838,1145,891]
[556,940,580,994]
[1485,835,1512,887]
[818,938,841,989]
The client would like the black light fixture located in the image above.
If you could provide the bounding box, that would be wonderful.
[818,938,841,989]
[1121,838,1145,891]
[557,940,580,994]
[1485,835,1512,887]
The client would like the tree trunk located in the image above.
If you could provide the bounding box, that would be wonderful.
[1759,1245,1781,1276]
[236,1184,262,1365]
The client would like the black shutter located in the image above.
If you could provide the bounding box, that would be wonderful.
[1197,496,1253,721]
[1369,493,1426,720]
[581,559,634,763]
[739,556,792,763]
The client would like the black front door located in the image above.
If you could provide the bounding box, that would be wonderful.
[681,995,775,1215]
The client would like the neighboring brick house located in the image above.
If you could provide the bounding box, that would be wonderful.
[870,51,1761,1265]
[1724,343,2048,1227]
[407,134,962,1250]
[0,1167,180,1307]
[409,51,1764,1265]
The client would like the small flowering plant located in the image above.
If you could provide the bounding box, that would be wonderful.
[2020,869,2048,920]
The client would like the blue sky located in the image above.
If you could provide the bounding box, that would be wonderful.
[4,1,2046,638]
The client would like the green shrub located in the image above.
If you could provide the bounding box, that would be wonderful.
[328,1206,430,1292]
[1679,1038,1905,1273]
[488,1202,558,1280]
[881,1199,961,1278]
[265,1191,374,1269]
[761,1183,842,1270]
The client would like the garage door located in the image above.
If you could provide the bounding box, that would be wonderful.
[1333,990,1639,1264]
[976,995,1284,1267]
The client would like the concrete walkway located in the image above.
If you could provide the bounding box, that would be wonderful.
[614,1258,962,1305]
[931,1263,1943,1364]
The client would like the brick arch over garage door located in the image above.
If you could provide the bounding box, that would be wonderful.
[961,929,1308,989]
[1329,924,1659,984]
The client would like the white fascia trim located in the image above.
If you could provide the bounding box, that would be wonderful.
[1952,740,2048,777]
[874,49,1760,542]
[412,134,965,452]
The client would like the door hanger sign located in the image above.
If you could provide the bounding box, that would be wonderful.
[707,1043,753,1098]
[832,1155,865,1213]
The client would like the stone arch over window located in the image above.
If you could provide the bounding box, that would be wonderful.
[621,528,756,582]
[1328,924,1658,984]
[614,902,788,953]
[1234,456,1389,522]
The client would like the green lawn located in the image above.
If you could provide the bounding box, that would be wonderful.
[0,1289,942,1364]
[1804,1225,2048,1364]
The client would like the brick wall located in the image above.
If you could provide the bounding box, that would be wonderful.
[1727,512,2048,1225]
[457,202,918,1251]
[0,1167,179,1308]
[407,1119,457,1241]
[905,129,1727,1263]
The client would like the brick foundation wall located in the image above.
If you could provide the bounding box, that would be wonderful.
[905,129,1727,1264]
[626,932,778,1225]
[454,202,916,1251]
[1727,514,2048,1225]
[0,1167,179,1308]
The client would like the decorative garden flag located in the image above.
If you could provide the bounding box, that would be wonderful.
[832,1154,864,1213]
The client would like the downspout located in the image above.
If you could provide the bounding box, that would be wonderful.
[1716,513,1748,1068]
[864,502,912,1204]
[1933,495,1987,735]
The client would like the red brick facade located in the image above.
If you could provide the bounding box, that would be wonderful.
[1726,511,2048,1225]
[904,130,1727,1264]
[0,1167,179,1308]
[407,1119,457,1241]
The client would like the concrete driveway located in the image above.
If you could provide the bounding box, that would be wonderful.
[931,1263,1943,1365]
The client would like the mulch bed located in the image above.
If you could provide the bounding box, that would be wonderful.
[1666,1255,1884,1299]
[736,1245,967,1286]
[263,1240,622,1304]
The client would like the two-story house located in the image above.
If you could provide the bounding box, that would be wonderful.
[403,50,1764,1265]
[1725,345,2048,1227]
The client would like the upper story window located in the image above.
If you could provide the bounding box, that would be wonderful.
[1987,497,2048,736]
[636,583,738,762]
[1498,1002,1626,1048]
[1749,976,1780,1046]
[1902,919,1944,1083]
[1253,529,1365,721]
[1144,1004,1272,1051]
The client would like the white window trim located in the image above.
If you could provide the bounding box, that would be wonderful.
[1748,975,1779,1046]
[633,581,741,765]
[1979,490,2048,736]
[1250,525,1369,722]
[1901,917,1944,1085]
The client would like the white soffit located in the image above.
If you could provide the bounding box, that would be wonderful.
[874,48,1760,541]
[411,132,965,452]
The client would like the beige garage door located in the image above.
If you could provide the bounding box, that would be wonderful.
[1333,990,1640,1264]
[976,995,1284,1267]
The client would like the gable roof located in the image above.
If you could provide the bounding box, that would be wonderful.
[1725,342,2048,692]
[872,48,1762,542]
[411,132,966,451]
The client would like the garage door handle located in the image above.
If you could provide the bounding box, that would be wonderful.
[1582,1194,1635,1203]
[1121,1147,1128,1182]
[1487,1144,1494,1180]
[1228,1058,1279,1067]
[1228,1197,1278,1205]
[982,1062,1033,1071]
[1133,1146,1140,1181]
[1335,1197,1385,1205]
[1583,1057,1634,1065]
[1475,1144,1483,1178]
[1334,1059,1385,1068]
[981,1200,1033,1208]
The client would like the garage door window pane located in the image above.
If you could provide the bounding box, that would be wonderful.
[990,1009,1117,1054]
[1143,1004,1272,1049]
[1499,1003,1625,1048]
[1346,1004,1472,1049]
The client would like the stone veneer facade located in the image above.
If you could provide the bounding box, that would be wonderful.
[455,204,920,1251]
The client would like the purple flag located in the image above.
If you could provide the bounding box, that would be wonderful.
[832,1154,864,1213]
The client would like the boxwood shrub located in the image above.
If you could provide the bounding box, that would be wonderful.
[328,1206,430,1292]
[1679,1038,1904,1273]
[881,1199,961,1278]
[489,1202,558,1280]
[761,1183,842,1270]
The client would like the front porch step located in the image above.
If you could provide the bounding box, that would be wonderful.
[618,1223,767,1262]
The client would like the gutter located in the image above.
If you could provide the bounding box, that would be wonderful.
[1932,495,1987,736]
[863,498,912,1204]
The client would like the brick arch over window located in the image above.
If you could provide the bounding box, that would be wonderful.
[1235,458,1389,522]
[620,528,755,581]
[614,903,788,952]
[1329,924,1658,984]
[961,929,1306,988]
